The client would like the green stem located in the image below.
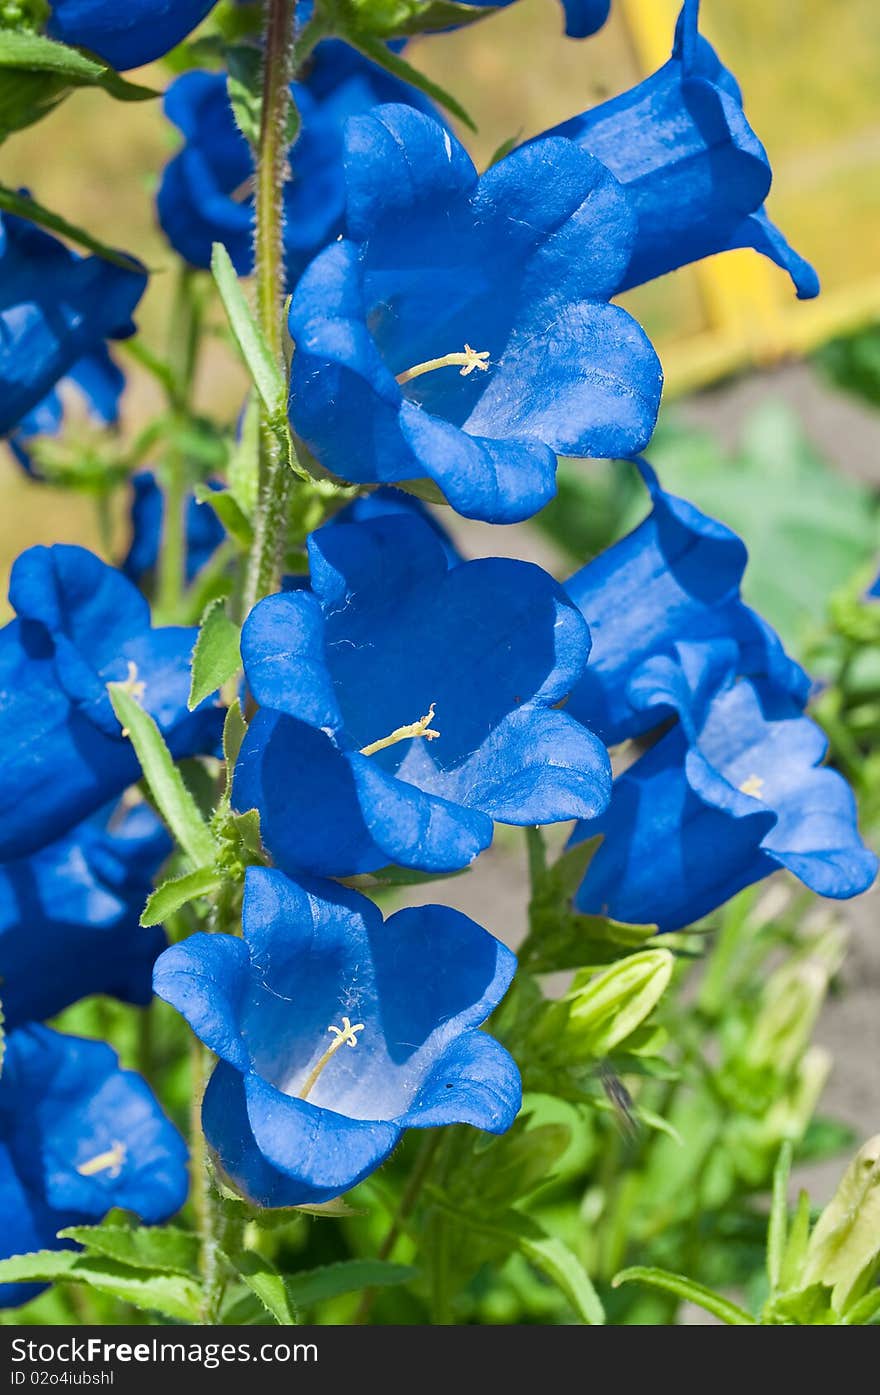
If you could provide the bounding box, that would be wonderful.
[428,1209,454,1324]
[353,1131,444,1323]
[157,267,202,621]
[189,1036,225,1323]
[243,0,297,613]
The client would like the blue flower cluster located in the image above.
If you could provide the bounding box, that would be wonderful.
[0,1026,187,1308]
[0,0,873,1279]
[158,42,440,287]
[0,544,213,1301]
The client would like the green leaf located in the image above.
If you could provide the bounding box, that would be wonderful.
[485,1212,605,1325]
[0,28,104,79]
[0,186,144,271]
[107,684,216,869]
[284,1259,416,1308]
[225,43,263,146]
[0,29,156,139]
[0,1251,201,1322]
[233,1251,299,1325]
[487,132,521,167]
[189,599,241,710]
[780,1189,813,1294]
[340,27,476,131]
[57,1224,200,1278]
[613,1267,756,1325]
[140,866,224,926]
[347,0,491,38]
[228,392,260,517]
[193,483,253,548]
[226,808,264,861]
[211,242,285,417]
[222,699,249,774]
[767,1141,793,1296]
[841,1289,880,1325]
[0,29,155,97]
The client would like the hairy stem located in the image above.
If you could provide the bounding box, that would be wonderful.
[243,0,297,613]
[189,1036,226,1322]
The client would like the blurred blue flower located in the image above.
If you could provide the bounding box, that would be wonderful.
[46,0,218,71]
[154,867,520,1207]
[563,460,809,745]
[122,472,226,585]
[7,346,125,477]
[288,103,661,523]
[157,42,439,286]
[0,1025,188,1308]
[0,802,170,1030]
[0,210,145,439]
[0,544,224,862]
[233,513,610,877]
[544,0,818,297]
[572,649,877,931]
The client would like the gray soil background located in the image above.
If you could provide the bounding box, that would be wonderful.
[395,361,880,1216]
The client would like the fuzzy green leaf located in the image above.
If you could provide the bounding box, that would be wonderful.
[107,684,216,868]
[193,483,253,549]
[211,242,285,417]
[284,1259,416,1308]
[140,866,224,926]
[0,1250,201,1322]
[347,1,490,38]
[228,392,260,517]
[57,1225,200,1278]
[233,1251,299,1325]
[189,599,241,710]
[222,699,249,774]
[225,43,262,146]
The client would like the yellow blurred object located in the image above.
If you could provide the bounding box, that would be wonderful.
[619,0,880,395]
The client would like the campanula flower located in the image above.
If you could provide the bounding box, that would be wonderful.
[544,0,818,297]
[46,0,218,71]
[233,513,610,877]
[6,346,125,477]
[0,210,145,439]
[157,42,438,285]
[327,486,460,568]
[0,545,224,862]
[0,802,170,1030]
[154,867,520,1207]
[572,650,877,931]
[563,460,809,745]
[0,1025,188,1308]
[287,103,662,523]
[122,472,226,585]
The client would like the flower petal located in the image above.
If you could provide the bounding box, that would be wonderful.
[397,1030,521,1133]
[153,933,251,1070]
